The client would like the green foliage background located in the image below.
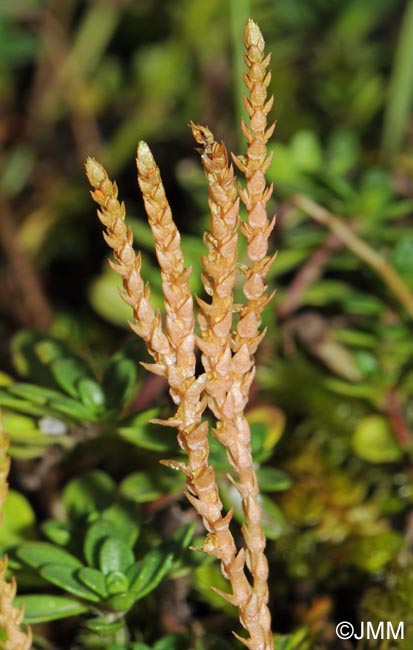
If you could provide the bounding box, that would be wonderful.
[0,1,412,649]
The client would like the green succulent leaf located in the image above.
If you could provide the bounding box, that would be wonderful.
[101,502,140,547]
[77,377,106,410]
[0,490,36,546]
[41,519,72,546]
[127,549,173,599]
[15,594,88,623]
[84,618,125,634]
[117,409,176,452]
[256,467,292,493]
[102,357,138,409]
[260,496,288,541]
[106,570,129,595]
[47,394,98,421]
[78,567,108,598]
[120,469,183,503]
[40,564,100,602]
[63,470,116,518]
[167,523,196,552]
[153,633,190,650]
[0,389,45,417]
[84,519,118,568]
[6,382,65,405]
[17,542,82,569]
[99,536,135,575]
[352,415,403,463]
[50,357,96,399]
[106,592,136,612]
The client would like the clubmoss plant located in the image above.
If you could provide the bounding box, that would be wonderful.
[86,19,275,650]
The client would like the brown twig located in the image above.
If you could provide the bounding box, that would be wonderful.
[0,200,52,329]
[277,232,342,321]
[292,194,413,319]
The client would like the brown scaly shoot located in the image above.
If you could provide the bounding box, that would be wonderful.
[87,146,272,649]
[87,19,276,650]
[227,18,275,621]
[191,121,273,649]
[0,425,32,650]
[86,158,174,374]
[233,18,276,358]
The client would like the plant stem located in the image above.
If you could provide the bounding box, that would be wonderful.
[293,194,413,319]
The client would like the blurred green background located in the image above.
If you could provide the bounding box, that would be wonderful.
[0,0,412,648]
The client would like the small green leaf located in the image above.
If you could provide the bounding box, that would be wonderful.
[16,594,88,623]
[120,469,183,503]
[77,378,106,410]
[17,542,82,569]
[50,357,95,399]
[127,550,173,599]
[2,412,45,444]
[117,408,176,452]
[260,496,288,540]
[103,357,138,409]
[41,520,71,546]
[153,634,189,650]
[168,523,196,551]
[84,519,116,568]
[106,592,136,612]
[84,618,125,634]
[89,264,133,327]
[352,416,403,463]
[78,567,108,598]
[99,537,135,575]
[290,129,323,172]
[63,470,116,518]
[256,468,292,493]
[106,570,129,594]
[40,564,100,602]
[0,491,36,546]
[7,383,64,404]
[0,390,45,416]
[248,406,285,458]
[48,395,97,421]
[101,503,140,547]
